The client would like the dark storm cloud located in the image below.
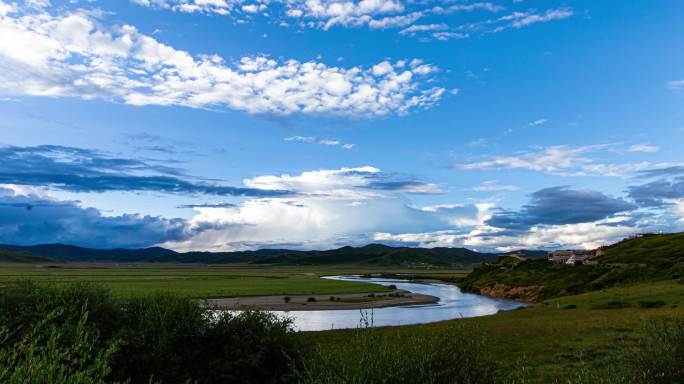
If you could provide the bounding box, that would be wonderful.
[626,166,684,207]
[0,191,192,248]
[487,186,636,230]
[336,168,440,194]
[0,145,289,197]
[628,177,684,207]
[635,166,684,179]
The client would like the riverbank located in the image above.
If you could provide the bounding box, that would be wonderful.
[205,288,439,311]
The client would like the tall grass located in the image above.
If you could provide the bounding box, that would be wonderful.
[0,308,117,384]
[504,318,684,384]
[297,311,497,384]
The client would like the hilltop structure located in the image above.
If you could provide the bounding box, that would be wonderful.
[547,250,594,265]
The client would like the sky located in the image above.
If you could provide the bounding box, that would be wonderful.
[0,0,683,252]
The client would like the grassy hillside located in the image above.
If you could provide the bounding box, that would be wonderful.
[309,279,684,383]
[460,232,684,301]
[0,247,54,263]
[600,232,684,264]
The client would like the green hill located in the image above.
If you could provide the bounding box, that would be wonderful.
[460,232,684,302]
[0,243,500,267]
[599,232,684,264]
[0,248,55,263]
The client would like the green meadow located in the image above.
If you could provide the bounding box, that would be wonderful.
[307,279,684,382]
[0,264,471,298]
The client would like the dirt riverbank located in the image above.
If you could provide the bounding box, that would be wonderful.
[205,289,439,311]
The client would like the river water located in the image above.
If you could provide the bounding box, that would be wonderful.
[270,275,526,331]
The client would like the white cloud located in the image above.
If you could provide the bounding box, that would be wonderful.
[162,167,469,251]
[627,144,660,153]
[460,145,602,174]
[399,23,447,35]
[471,180,518,192]
[435,2,504,13]
[129,0,574,43]
[459,144,673,177]
[455,7,573,35]
[466,218,637,251]
[285,135,355,149]
[507,8,573,29]
[528,118,548,126]
[242,166,441,195]
[374,215,641,252]
[667,80,684,91]
[674,199,684,219]
[0,4,443,116]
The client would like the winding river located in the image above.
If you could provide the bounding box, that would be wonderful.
[270,275,526,331]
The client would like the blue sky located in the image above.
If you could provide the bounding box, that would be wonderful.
[0,0,683,251]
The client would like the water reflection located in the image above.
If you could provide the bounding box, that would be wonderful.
[270,275,526,331]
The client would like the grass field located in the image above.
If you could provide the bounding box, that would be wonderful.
[3,262,682,382]
[307,279,684,382]
[0,264,471,298]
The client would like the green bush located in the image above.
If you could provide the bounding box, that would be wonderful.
[0,281,121,345]
[591,301,632,310]
[637,300,666,309]
[196,310,302,384]
[109,293,207,383]
[0,308,117,384]
[0,281,302,384]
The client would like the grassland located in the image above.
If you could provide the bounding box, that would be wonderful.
[3,231,684,383]
[0,264,471,298]
[308,279,684,382]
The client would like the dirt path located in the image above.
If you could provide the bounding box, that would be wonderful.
[205,289,439,311]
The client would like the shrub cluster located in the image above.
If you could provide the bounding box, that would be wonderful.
[0,281,301,384]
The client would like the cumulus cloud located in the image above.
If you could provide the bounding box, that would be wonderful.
[0,186,192,248]
[0,4,443,116]
[0,145,288,197]
[371,183,676,252]
[242,166,441,195]
[163,166,459,251]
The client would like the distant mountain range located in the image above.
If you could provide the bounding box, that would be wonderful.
[0,243,548,267]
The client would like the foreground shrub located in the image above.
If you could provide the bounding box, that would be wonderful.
[297,316,496,384]
[109,294,302,384]
[0,308,117,384]
[197,310,302,383]
[0,282,302,384]
[110,293,207,383]
[0,281,121,345]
